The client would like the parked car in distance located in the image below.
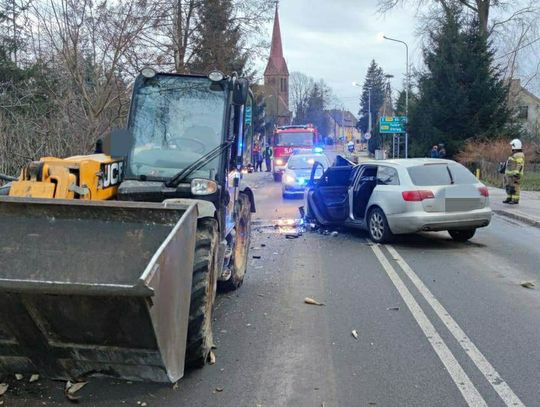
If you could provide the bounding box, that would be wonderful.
[282,152,330,199]
[304,158,492,242]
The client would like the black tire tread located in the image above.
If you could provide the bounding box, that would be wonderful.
[218,194,251,292]
[185,218,218,368]
[448,229,476,242]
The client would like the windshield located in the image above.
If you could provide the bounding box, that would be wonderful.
[287,155,328,170]
[276,132,314,146]
[129,75,226,179]
[408,164,478,186]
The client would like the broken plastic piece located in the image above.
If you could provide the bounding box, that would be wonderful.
[304,297,325,306]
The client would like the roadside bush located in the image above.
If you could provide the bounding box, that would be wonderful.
[456,139,540,189]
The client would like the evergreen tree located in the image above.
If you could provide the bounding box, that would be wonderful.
[190,0,247,75]
[409,8,512,157]
[305,80,331,137]
[357,60,386,134]
[394,83,417,116]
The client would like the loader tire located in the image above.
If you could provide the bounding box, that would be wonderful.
[219,193,251,291]
[185,218,219,369]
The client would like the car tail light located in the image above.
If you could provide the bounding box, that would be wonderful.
[402,190,435,201]
[478,186,489,197]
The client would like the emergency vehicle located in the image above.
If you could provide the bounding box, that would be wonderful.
[271,124,320,181]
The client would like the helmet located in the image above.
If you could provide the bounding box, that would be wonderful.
[510,139,522,150]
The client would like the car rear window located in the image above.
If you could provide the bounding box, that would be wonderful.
[407,164,478,186]
[448,164,478,184]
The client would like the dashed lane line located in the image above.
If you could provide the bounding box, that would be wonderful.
[369,243,488,407]
[386,245,524,407]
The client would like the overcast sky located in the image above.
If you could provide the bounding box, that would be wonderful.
[257,0,422,115]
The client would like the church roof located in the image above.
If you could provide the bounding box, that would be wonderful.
[264,6,289,76]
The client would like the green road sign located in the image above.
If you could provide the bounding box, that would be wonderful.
[379,116,407,134]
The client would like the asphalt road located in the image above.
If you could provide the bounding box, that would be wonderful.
[4,167,540,406]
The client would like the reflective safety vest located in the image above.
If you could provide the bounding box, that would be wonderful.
[505,151,525,178]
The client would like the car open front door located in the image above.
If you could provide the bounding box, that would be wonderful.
[307,163,354,225]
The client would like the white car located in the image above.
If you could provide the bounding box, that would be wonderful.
[282,153,330,199]
[304,158,492,242]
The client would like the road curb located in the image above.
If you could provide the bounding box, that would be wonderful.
[494,209,540,228]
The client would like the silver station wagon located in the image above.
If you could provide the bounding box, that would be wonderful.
[304,157,492,243]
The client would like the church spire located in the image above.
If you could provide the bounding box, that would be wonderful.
[270,4,283,59]
[264,3,288,76]
[264,2,290,126]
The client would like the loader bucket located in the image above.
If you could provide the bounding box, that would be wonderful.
[0,197,198,383]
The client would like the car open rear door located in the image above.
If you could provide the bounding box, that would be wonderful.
[351,165,378,219]
[306,164,354,225]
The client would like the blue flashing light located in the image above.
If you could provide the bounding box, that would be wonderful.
[313,147,324,153]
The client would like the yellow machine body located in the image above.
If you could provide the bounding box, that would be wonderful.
[8,154,124,200]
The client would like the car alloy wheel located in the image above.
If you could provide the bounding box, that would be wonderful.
[368,207,393,243]
[369,211,384,241]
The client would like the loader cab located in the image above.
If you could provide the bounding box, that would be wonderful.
[126,72,230,183]
[109,71,252,212]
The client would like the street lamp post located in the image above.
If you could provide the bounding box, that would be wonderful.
[383,35,409,158]
[368,87,372,133]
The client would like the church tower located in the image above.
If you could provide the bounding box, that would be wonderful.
[264,4,290,126]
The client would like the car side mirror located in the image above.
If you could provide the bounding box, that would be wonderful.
[233,78,249,105]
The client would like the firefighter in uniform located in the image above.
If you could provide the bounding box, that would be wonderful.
[503,139,525,205]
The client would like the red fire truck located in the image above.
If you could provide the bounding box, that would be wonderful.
[271,124,320,181]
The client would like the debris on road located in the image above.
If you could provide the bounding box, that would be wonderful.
[65,381,88,401]
[520,281,535,289]
[304,297,325,306]
[387,307,400,311]
[15,374,23,381]
[252,255,262,259]
[285,233,300,239]
[209,351,216,365]
[330,231,339,237]
[0,383,8,396]
[29,374,39,383]
[215,386,224,392]
[351,330,359,340]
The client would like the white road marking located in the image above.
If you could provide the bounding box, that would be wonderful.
[386,245,525,407]
[369,243,488,407]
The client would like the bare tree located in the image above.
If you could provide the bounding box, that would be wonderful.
[32,0,158,141]
[378,0,537,38]
[137,0,273,74]
[289,71,315,123]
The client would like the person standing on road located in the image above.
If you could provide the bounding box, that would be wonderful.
[430,145,439,158]
[438,143,447,159]
[253,143,262,172]
[503,139,525,205]
[263,144,273,172]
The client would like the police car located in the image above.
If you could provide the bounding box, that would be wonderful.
[281,149,330,199]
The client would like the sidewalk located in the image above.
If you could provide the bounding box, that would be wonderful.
[489,187,540,227]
